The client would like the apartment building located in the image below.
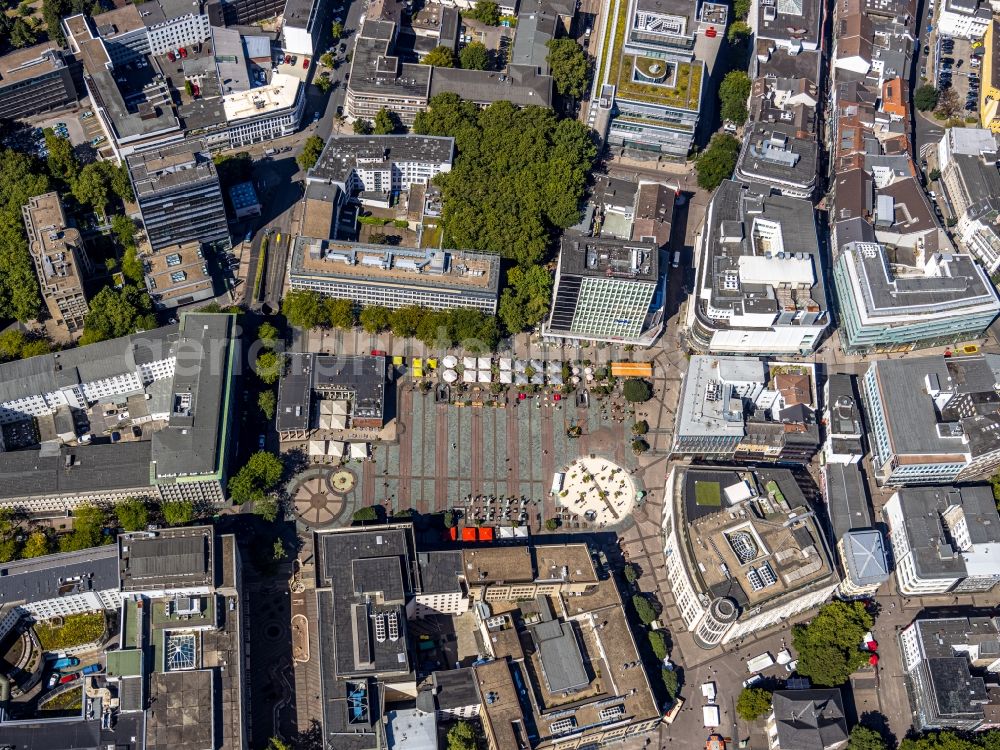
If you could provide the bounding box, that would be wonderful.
[672,355,821,463]
[0,313,237,514]
[956,197,1000,273]
[734,121,819,199]
[834,242,1000,354]
[143,240,215,310]
[543,235,663,346]
[662,465,839,649]
[899,617,1000,731]
[588,0,722,159]
[22,192,92,334]
[213,0,285,25]
[282,0,322,56]
[687,181,828,355]
[823,374,864,464]
[937,0,992,39]
[884,486,1000,595]
[750,0,823,53]
[823,463,889,598]
[939,143,1000,221]
[766,691,848,750]
[128,140,229,252]
[0,44,78,121]
[861,355,1000,485]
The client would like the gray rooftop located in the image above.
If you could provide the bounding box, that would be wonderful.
[771,689,848,750]
[429,667,480,711]
[429,65,553,108]
[557,235,659,282]
[842,530,890,587]
[127,140,220,199]
[911,616,1000,659]
[308,134,454,186]
[0,442,154,501]
[510,0,559,72]
[735,121,819,194]
[120,526,215,591]
[0,545,119,608]
[417,550,464,594]
[276,353,387,433]
[348,22,431,99]
[824,462,872,541]
[698,181,827,325]
[530,617,589,694]
[0,713,144,750]
[675,355,766,441]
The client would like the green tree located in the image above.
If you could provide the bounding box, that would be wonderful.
[928,168,942,182]
[108,162,134,203]
[42,0,68,45]
[320,52,334,68]
[121,245,144,284]
[324,297,356,329]
[848,725,888,750]
[545,38,589,99]
[0,148,51,321]
[161,500,195,526]
[719,70,752,125]
[256,351,282,385]
[695,133,741,191]
[727,20,752,43]
[111,214,137,248]
[60,505,109,552]
[353,506,378,522]
[212,152,253,187]
[45,130,80,185]
[296,135,325,170]
[736,687,773,721]
[315,75,333,94]
[632,420,648,435]
[73,162,112,217]
[79,285,156,345]
[647,629,669,661]
[792,601,874,687]
[359,305,392,334]
[915,84,939,111]
[446,721,478,750]
[254,496,280,523]
[460,41,489,70]
[632,593,656,625]
[413,94,595,266]
[631,438,649,454]
[389,304,426,338]
[258,321,280,348]
[498,264,552,333]
[10,17,37,48]
[282,289,329,328]
[0,329,51,362]
[623,563,639,584]
[623,378,653,403]
[272,538,287,561]
[331,21,344,39]
[661,667,679,699]
[443,509,456,528]
[422,45,456,67]
[228,451,284,504]
[22,530,52,558]
[184,79,194,97]
[373,107,402,134]
[0,507,20,563]
[734,0,751,18]
[258,390,277,420]
[544,518,559,531]
[353,118,374,135]
[464,0,500,25]
[115,497,150,532]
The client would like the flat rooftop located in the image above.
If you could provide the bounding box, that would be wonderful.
[755,0,822,46]
[127,140,219,197]
[223,72,299,121]
[308,134,454,185]
[22,192,87,298]
[0,545,119,608]
[119,526,215,591]
[0,42,68,86]
[144,241,213,303]
[824,462,872,541]
[557,235,659,282]
[145,669,215,750]
[736,121,818,190]
[275,352,387,433]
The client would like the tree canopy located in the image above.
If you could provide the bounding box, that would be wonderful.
[460,41,489,70]
[258,390,277,420]
[546,38,589,99]
[79,285,157,345]
[463,0,500,24]
[256,351,283,384]
[848,726,888,750]
[446,721,478,750]
[422,45,456,67]
[792,601,874,686]
[297,135,325,170]
[695,133,741,191]
[161,500,195,526]
[353,118,374,135]
[623,378,653,403]
[632,593,656,625]
[228,451,284,504]
[60,505,111,552]
[736,687,772,721]
[115,497,150,532]
[0,148,50,321]
[498,264,552,334]
[0,329,51,362]
[719,70,752,125]
[359,305,391,334]
[413,94,595,266]
[373,107,403,134]
[282,289,329,328]
[915,84,939,111]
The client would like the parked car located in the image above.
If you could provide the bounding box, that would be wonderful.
[80,664,102,676]
[51,657,80,670]
[742,674,763,688]
[303,57,310,69]
[59,673,79,685]
[258,434,266,449]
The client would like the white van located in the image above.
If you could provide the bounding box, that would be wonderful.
[672,251,681,268]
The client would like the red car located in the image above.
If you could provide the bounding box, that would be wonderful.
[179,47,187,59]
[284,54,291,64]
[371,349,386,356]
[59,673,79,685]
[303,57,310,69]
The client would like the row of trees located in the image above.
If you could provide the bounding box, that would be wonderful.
[0,498,196,563]
[422,42,490,71]
[282,289,501,349]
[695,133,742,191]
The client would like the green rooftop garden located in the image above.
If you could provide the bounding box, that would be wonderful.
[695,480,722,507]
[36,612,106,652]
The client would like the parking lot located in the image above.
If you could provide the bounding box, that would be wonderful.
[932,33,983,117]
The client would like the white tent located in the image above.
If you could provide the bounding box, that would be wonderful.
[499,357,513,371]
[463,369,476,383]
[319,411,348,430]
[350,442,368,460]
[442,369,458,383]
[514,359,527,373]
[308,440,326,456]
[463,356,477,370]
[442,355,458,369]
[546,361,562,375]
[499,371,513,384]
[548,374,564,386]
[515,373,529,385]
[530,373,545,385]
[477,356,491,370]
[477,370,491,383]
[327,441,345,458]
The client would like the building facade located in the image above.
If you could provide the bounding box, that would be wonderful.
[0,45,78,121]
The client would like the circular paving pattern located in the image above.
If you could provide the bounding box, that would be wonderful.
[559,456,637,525]
[288,468,353,528]
[330,470,355,493]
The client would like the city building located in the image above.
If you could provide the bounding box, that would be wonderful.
[128,140,230,252]
[0,545,119,641]
[214,0,285,25]
[884,485,1000,595]
[289,240,500,314]
[0,313,237,514]
[750,0,823,53]
[687,181,828,355]
[938,141,1000,221]
[282,0,323,56]
[862,354,1000,485]
[899,616,1000,731]
[833,242,1000,354]
[937,0,992,39]
[543,235,664,346]
[588,0,723,159]
[228,180,261,219]
[672,356,821,463]
[823,463,890,597]
[822,374,864,464]
[981,20,1000,133]
[22,192,92,334]
[662,465,838,649]
[415,667,480,720]
[766,690,849,750]
[734,121,819,200]
[142,240,215,310]
[955,197,1000,273]
[572,176,677,249]
[276,353,388,440]
[0,43,78,121]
